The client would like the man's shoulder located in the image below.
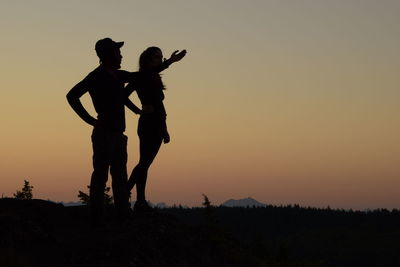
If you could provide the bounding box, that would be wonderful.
[87,66,104,78]
[116,69,136,82]
[84,66,112,84]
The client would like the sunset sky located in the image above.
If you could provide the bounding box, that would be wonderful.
[1,0,399,209]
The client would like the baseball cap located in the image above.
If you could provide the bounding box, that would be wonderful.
[95,37,124,59]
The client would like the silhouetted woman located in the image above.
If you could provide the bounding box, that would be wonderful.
[126,47,186,211]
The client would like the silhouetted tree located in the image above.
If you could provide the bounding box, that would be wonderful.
[78,185,113,205]
[14,180,33,200]
[77,189,90,204]
[202,194,217,225]
[202,194,212,208]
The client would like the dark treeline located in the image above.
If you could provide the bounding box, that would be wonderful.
[1,198,399,266]
[164,205,400,266]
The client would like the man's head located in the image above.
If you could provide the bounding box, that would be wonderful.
[95,38,124,69]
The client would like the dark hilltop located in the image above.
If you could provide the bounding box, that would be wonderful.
[1,198,399,267]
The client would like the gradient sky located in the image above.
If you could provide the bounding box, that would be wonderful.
[1,0,399,209]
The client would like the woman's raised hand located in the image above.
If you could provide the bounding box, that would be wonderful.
[168,50,187,63]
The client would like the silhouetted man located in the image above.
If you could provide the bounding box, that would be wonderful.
[66,38,137,226]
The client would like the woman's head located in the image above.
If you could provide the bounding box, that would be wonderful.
[139,47,163,71]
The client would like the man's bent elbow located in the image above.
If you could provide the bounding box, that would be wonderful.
[67,92,80,110]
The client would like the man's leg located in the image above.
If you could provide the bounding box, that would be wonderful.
[110,133,131,219]
[90,128,110,226]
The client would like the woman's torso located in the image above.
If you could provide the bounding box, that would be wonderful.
[135,72,166,118]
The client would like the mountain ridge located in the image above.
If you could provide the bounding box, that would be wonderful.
[221,197,267,207]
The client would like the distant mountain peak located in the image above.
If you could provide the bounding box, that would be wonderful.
[221,197,266,207]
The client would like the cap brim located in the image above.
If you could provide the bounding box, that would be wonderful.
[116,41,124,48]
